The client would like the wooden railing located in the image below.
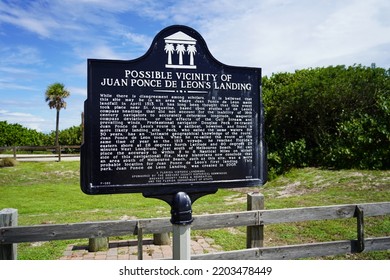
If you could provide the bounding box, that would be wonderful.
[0,145,80,161]
[1,199,390,260]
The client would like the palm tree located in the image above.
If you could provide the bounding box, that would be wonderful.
[187,45,197,66]
[164,43,175,65]
[45,82,70,148]
[176,44,186,65]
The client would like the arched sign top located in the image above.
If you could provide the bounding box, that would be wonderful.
[81,25,267,198]
[129,25,253,72]
[146,26,206,67]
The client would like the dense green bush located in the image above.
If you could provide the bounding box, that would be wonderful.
[263,64,390,174]
[0,121,48,146]
[0,121,82,148]
[46,125,82,146]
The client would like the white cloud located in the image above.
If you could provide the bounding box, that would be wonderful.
[0,109,46,131]
[0,46,44,66]
[149,0,390,74]
[0,79,37,91]
[312,0,390,57]
[63,62,87,78]
[2,0,389,75]
[0,2,56,38]
[67,86,87,97]
[89,45,125,60]
[123,32,153,49]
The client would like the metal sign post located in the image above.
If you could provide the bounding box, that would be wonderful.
[171,192,192,260]
[172,224,191,259]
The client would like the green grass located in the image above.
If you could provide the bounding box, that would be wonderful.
[1,163,389,259]
[0,162,241,224]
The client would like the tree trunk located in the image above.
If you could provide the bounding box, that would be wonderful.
[55,109,60,148]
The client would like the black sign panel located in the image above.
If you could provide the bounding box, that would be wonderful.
[81,25,266,196]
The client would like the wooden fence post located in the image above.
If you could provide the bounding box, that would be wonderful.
[88,237,109,252]
[0,208,18,260]
[153,232,171,245]
[246,192,264,248]
[58,146,62,162]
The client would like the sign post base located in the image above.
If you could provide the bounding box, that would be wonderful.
[170,192,193,260]
[172,223,191,260]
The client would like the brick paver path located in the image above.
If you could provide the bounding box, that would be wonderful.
[60,236,221,260]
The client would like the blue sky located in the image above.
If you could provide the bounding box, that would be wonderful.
[1,0,389,133]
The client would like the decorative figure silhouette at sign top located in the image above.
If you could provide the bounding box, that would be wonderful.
[164,31,197,69]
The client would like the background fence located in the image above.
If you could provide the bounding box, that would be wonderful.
[0,145,80,161]
[1,193,390,260]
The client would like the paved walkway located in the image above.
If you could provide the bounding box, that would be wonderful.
[0,154,79,162]
[60,236,221,260]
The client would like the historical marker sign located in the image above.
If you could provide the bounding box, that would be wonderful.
[81,25,266,197]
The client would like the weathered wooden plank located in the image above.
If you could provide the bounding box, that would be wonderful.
[259,202,390,224]
[138,217,171,234]
[11,145,80,151]
[364,237,390,252]
[358,202,390,216]
[0,208,18,260]
[191,202,390,228]
[88,237,108,252]
[192,241,353,260]
[192,211,258,230]
[0,212,257,244]
[137,222,143,260]
[247,192,264,248]
[355,206,365,252]
[192,202,390,229]
[260,205,356,224]
[1,220,139,243]
[192,237,390,260]
[153,232,171,245]
[192,247,259,260]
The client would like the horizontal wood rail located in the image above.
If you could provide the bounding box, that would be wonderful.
[0,145,80,161]
[192,238,390,260]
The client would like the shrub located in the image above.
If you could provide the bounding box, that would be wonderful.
[0,157,19,168]
[0,121,48,146]
[263,64,390,174]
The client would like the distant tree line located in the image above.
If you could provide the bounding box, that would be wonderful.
[0,121,82,147]
[263,64,390,176]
